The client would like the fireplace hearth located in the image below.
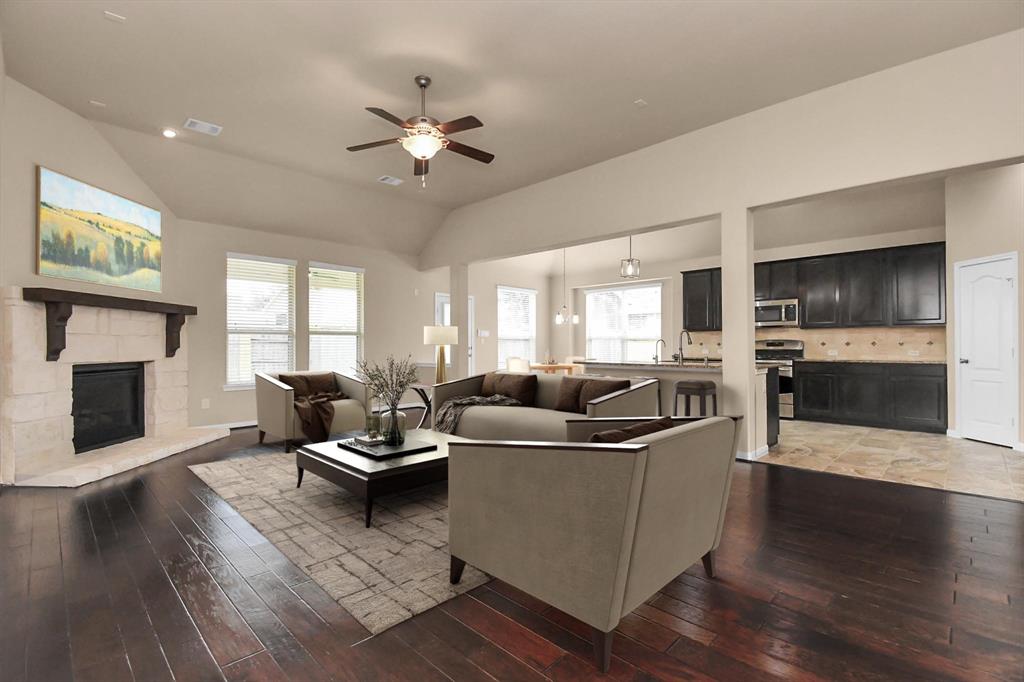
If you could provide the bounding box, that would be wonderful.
[72,362,145,454]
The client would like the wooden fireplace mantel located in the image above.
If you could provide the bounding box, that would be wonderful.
[22,288,198,361]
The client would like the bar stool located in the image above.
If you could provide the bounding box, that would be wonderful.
[673,380,718,417]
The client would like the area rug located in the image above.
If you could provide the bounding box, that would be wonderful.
[189,445,489,633]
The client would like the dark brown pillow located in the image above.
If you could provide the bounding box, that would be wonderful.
[589,416,675,444]
[278,373,340,398]
[578,378,631,413]
[480,372,537,406]
[555,376,588,412]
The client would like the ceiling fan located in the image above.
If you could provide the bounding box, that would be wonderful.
[346,75,495,181]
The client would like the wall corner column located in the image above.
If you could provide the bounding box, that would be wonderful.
[720,207,758,456]
[450,263,470,379]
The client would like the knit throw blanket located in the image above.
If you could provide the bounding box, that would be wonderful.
[434,394,521,434]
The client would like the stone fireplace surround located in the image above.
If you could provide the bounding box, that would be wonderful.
[1,286,227,487]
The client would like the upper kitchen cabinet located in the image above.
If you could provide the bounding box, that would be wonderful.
[798,256,841,327]
[754,261,799,301]
[840,250,890,326]
[891,243,946,325]
[682,268,722,331]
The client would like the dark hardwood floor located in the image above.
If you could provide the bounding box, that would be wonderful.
[2,427,1022,681]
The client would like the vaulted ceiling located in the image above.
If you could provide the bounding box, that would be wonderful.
[1,0,1019,251]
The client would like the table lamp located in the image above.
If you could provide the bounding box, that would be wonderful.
[424,325,458,384]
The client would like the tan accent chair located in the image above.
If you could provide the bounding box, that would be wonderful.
[255,371,371,452]
[431,372,659,441]
[448,415,741,672]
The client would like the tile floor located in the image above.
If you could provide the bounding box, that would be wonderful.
[761,420,1024,501]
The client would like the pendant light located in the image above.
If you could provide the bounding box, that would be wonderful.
[555,249,579,325]
[620,235,640,279]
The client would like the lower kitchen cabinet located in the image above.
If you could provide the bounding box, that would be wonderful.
[793,361,946,433]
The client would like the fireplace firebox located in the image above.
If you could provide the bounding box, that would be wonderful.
[71,363,145,454]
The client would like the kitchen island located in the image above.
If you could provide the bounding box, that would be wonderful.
[582,360,781,458]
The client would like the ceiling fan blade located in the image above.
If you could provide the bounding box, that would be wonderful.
[445,139,495,164]
[366,107,411,128]
[437,115,483,135]
[414,158,429,176]
[346,138,400,152]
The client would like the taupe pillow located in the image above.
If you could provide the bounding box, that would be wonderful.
[554,376,588,413]
[578,378,631,413]
[589,416,675,443]
[480,372,538,406]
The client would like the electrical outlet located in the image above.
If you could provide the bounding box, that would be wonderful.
[702,347,710,356]
[201,398,210,410]
[908,350,921,357]
[827,349,839,357]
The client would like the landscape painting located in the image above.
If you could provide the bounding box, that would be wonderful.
[38,167,162,292]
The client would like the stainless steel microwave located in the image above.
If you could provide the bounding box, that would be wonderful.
[754,298,799,327]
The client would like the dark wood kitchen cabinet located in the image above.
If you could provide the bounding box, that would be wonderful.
[793,361,946,433]
[682,268,721,331]
[891,243,945,325]
[754,261,799,301]
[840,250,890,326]
[798,256,841,327]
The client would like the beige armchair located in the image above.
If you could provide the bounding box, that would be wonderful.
[255,371,371,452]
[447,415,741,672]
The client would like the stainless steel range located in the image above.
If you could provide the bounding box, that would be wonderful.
[755,339,804,419]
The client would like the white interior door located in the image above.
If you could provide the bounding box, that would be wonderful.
[956,254,1018,447]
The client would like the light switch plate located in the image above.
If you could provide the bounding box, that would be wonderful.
[201,398,210,410]
[478,330,490,337]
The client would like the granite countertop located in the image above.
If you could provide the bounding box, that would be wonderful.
[794,359,945,365]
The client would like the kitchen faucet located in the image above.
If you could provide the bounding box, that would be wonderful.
[653,339,666,363]
[677,329,693,364]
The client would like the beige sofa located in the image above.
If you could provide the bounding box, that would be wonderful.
[432,372,659,441]
[255,371,371,451]
[448,415,741,672]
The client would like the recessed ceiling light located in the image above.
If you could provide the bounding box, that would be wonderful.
[161,128,177,139]
[89,99,107,108]
[633,98,649,109]
[103,10,127,23]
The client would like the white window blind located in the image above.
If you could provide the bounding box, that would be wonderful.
[496,285,536,369]
[226,255,296,386]
[309,263,364,375]
[585,283,662,363]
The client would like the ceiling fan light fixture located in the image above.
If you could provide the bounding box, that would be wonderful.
[401,126,446,160]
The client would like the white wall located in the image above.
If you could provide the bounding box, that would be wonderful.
[466,260,551,372]
[945,164,1024,445]
[0,77,450,432]
[422,30,1023,269]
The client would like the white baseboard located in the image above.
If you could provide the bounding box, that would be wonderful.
[735,446,769,461]
[946,429,961,439]
[1015,442,1024,452]
[204,419,257,430]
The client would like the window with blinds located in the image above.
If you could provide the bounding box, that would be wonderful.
[585,283,662,363]
[496,285,537,369]
[309,262,364,375]
[226,254,296,386]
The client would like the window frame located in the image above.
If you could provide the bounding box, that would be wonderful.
[225,252,297,389]
[496,284,538,369]
[308,261,365,376]
[584,281,664,364]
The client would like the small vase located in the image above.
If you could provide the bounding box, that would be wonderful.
[381,409,406,446]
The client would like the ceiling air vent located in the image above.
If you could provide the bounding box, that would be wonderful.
[377,175,404,186]
[183,118,223,136]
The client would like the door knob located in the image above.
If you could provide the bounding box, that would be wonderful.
[959,358,970,364]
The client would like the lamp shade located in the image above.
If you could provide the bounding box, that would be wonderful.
[424,325,458,345]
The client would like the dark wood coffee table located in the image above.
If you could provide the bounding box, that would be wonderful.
[295,429,467,527]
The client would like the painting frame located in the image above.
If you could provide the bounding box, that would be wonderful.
[36,165,163,293]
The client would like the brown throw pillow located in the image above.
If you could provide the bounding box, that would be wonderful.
[278,373,341,398]
[589,416,675,443]
[480,372,538,406]
[555,376,588,412]
[578,378,631,413]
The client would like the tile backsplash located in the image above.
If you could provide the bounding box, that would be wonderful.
[684,327,946,363]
